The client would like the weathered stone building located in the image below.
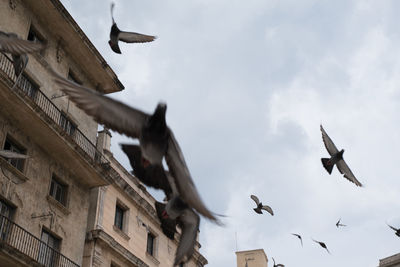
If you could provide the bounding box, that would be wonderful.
[0,0,208,266]
[379,253,400,267]
[236,249,268,267]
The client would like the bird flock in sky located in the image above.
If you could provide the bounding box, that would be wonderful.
[0,2,399,266]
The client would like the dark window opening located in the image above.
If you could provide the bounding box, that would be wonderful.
[114,204,124,230]
[38,229,61,267]
[67,70,81,85]
[2,136,26,172]
[146,232,155,256]
[59,113,76,136]
[49,176,68,206]
[27,25,45,56]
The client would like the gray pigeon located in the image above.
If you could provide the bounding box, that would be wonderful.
[52,71,220,224]
[250,195,273,216]
[336,218,346,228]
[0,150,29,159]
[387,223,400,237]
[312,238,330,254]
[291,233,303,247]
[0,31,44,89]
[320,125,362,187]
[109,2,156,54]
[272,257,285,267]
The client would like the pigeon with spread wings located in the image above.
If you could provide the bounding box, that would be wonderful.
[320,125,362,187]
[250,195,273,216]
[387,223,400,237]
[336,218,346,228]
[52,71,220,224]
[312,238,330,254]
[291,233,303,247]
[272,257,285,267]
[109,2,156,54]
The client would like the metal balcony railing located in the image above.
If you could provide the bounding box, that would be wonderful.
[0,214,79,267]
[0,52,108,165]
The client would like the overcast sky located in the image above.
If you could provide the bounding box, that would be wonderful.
[60,0,400,266]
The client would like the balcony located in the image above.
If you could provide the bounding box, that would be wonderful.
[0,52,111,187]
[0,214,79,267]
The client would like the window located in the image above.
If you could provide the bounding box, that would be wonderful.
[114,204,125,230]
[27,25,45,55]
[67,70,81,85]
[49,176,68,206]
[146,232,156,256]
[0,199,14,219]
[2,136,26,172]
[0,199,15,241]
[59,113,76,136]
[38,229,61,267]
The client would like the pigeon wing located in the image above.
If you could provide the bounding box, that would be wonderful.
[387,224,398,232]
[118,31,156,43]
[0,150,29,159]
[0,32,44,55]
[261,205,274,216]
[250,195,260,205]
[320,125,339,156]
[165,131,219,223]
[174,208,200,265]
[52,71,148,139]
[120,144,172,196]
[336,160,362,187]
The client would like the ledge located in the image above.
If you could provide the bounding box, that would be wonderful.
[0,157,29,184]
[112,225,130,241]
[146,252,160,265]
[46,195,70,215]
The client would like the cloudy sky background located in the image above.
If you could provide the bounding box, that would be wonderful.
[60,0,400,266]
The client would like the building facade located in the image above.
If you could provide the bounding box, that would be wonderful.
[0,0,207,266]
[379,253,400,267]
[236,249,268,267]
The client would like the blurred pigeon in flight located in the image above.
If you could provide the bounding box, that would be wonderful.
[272,257,285,267]
[0,31,45,89]
[0,150,29,159]
[291,233,303,247]
[250,195,273,216]
[336,218,346,228]
[312,238,330,254]
[387,223,400,237]
[320,125,362,187]
[109,2,156,54]
[52,72,221,224]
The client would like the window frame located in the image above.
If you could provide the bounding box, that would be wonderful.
[2,135,27,172]
[49,175,68,206]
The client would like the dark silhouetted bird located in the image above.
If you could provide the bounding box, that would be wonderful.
[291,233,303,247]
[312,238,330,254]
[0,31,44,89]
[0,150,29,159]
[155,201,177,240]
[52,72,221,224]
[109,2,156,54]
[387,223,400,237]
[250,195,273,215]
[336,218,346,228]
[272,257,285,267]
[320,125,362,187]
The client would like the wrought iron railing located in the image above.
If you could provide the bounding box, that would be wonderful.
[0,214,79,267]
[0,52,108,165]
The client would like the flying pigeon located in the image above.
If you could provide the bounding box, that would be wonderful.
[272,257,285,267]
[109,2,156,54]
[52,71,221,224]
[0,150,29,159]
[0,31,44,89]
[155,201,177,240]
[387,223,400,237]
[312,238,330,254]
[320,125,363,187]
[291,233,303,247]
[250,195,273,216]
[336,218,346,228]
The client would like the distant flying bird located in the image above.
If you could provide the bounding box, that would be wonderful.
[250,195,273,215]
[320,125,363,187]
[336,218,346,228]
[387,223,400,237]
[0,150,29,159]
[52,71,220,224]
[109,2,156,54]
[312,238,330,254]
[0,31,44,89]
[291,233,303,247]
[272,257,285,267]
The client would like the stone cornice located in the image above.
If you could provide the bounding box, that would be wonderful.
[88,229,148,267]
